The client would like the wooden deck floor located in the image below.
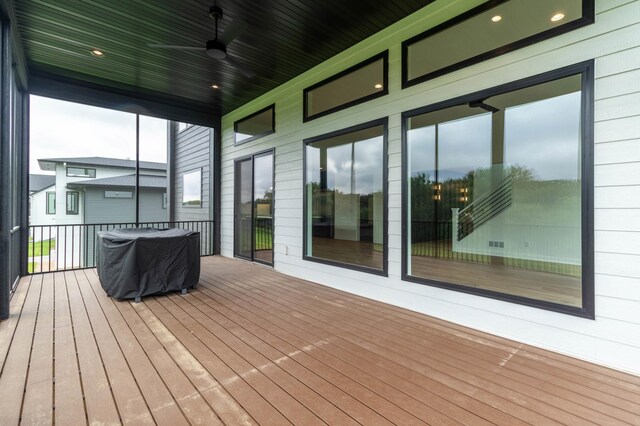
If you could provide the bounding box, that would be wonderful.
[1,257,640,425]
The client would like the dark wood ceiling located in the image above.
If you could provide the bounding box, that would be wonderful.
[12,0,433,117]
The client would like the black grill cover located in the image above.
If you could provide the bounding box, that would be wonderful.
[96,228,200,300]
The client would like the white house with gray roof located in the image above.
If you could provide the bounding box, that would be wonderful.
[30,156,168,227]
[29,157,168,269]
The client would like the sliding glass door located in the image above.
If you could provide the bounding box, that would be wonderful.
[234,151,274,265]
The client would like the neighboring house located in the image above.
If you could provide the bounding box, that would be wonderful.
[31,156,168,226]
[28,174,55,225]
[28,174,55,196]
[29,157,168,269]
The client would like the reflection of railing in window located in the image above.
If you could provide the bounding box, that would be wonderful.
[410,220,580,276]
[27,220,214,274]
[457,174,513,241]
[255,217,273,251]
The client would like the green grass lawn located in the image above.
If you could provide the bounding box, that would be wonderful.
[255,227,273,250]
[28,238,56,257]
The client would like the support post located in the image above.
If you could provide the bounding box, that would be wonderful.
[213,116,222,255]
[0,20,11,319]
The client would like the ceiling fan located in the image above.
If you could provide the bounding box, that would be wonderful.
[148,4,256,79]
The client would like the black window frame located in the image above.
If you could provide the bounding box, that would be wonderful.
[401,0,595,89]
[303,118,389,277]
[401,60,594,318]
[234,104,276,146]
[66,166,96,178]
[46,191,56,215]
[233,148,276,267]
[303,51,389,122]
[65,191,79,215]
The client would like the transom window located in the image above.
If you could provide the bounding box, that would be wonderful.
[304,52,388,122]
[403,62,593,317]
[67,167,96,178]
[234,105,275,145]
[402,0,594,87]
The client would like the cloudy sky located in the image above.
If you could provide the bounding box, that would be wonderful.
[408,91,581,182]
[30,95,168,174]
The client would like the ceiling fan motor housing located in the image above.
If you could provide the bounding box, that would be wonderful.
[206,39,227,59]
[209,5,223,20]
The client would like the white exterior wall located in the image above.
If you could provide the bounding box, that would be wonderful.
[221,0,640,375]
[30,185,56,228]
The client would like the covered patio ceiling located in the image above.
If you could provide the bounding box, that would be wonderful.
[9,0,433,119]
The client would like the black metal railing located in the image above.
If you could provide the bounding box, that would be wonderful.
[236,216,273,256]
[255,217,273,251]
[457,175,513,241]
[27,220,215,274]
[411,221,488,262]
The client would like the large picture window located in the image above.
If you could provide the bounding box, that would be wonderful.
[402,0,594,87]
[304,119,387,274]
[403,62,593,317]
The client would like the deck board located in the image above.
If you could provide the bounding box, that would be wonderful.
[0,275,40,425]
[21,273,54,425]
[84,269,189,426]
[0,276,31,374]
[65,270,121,425]
[1,256,639,425]
[53,272,86,425]
[74,270,155,425]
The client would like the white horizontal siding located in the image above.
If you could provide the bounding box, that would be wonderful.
[173,126,211,222]
[220,0,640,375]
[595,138,640,164]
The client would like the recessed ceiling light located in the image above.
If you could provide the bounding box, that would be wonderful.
[491,15,502,22]
[210,84,220,89]
[90,49,104,57]
[551,13,565,22]
[374,83,383,89]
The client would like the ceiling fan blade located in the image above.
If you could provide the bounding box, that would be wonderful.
[223,55,256,79]
[219,18,248,45]
[148,44,206,51]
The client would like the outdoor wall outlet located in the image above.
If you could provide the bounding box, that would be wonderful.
[285,245,289,255]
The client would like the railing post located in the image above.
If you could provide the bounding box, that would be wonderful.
[451,208,460,252]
